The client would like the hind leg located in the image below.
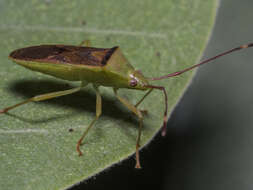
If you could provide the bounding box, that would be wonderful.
[0,81,87,114]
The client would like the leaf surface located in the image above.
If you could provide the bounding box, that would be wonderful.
[0,1,217,189]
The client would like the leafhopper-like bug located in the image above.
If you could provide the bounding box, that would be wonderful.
[1,41,252,168]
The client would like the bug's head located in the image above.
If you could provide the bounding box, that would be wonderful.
[128,70,149,90]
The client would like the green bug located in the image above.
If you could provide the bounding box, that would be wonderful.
[1,41,252,168]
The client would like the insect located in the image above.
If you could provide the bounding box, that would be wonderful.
[0,40,252,168]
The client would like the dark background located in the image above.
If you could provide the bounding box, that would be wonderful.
[72,0,253,189]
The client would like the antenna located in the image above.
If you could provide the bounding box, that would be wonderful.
[149,43,253,81]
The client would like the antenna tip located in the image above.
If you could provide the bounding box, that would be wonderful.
[240,43,253,49]
[240,44,249,49]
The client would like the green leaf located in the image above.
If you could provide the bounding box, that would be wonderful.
[0,0,217,189]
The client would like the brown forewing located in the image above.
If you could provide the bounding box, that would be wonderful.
[9,45,118,66]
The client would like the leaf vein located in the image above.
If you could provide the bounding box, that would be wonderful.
[0,25,167,39]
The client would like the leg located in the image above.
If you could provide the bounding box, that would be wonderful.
[76,85,102,156]
[135,88,153,107]
[79,40,91,47]
[135,88,153,115]
[0,82,88,114]
[113,88,143,168]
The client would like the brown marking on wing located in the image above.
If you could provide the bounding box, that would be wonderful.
[9,45,117,66]
[101,46,118,65]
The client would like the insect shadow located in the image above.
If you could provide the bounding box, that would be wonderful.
[6,79,141,132]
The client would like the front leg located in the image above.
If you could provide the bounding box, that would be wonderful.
[135,88,153,107]
[113,88,143,169]
[135,88,153,115]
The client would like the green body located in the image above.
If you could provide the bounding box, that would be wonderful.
[9,45,149,90]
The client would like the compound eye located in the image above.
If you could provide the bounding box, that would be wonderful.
[130,79,137,87]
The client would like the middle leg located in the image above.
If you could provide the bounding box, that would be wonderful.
[76,85,102,156]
